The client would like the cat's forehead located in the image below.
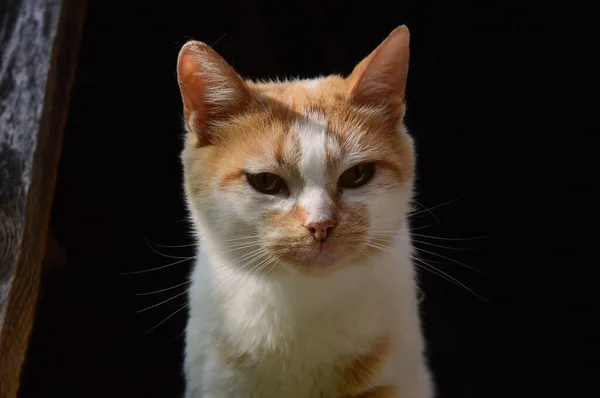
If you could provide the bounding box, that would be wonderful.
[247,76,348,112]
[239,107,383,179]
[213,77,407,180]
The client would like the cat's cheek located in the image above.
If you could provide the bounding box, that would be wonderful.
[222,187,294,226]
[369,187,411,233]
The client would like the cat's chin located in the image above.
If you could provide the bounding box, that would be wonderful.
[286,246,357,275]
[301,252,339,268]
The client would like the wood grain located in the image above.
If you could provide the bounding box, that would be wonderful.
[0,0,86,396]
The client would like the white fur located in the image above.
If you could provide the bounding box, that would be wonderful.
[297,111,327,186]
[184,231,433,398]
[303,78,323,89]
[181,124,433,398]
[295,112,335,226]
[191,52,239,111]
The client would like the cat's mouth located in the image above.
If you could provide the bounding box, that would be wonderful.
[264,231,371,274]
[301,246,340,267]
[276,241,359,273]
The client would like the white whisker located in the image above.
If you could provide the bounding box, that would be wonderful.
[150,242,196,248]
[411,238,470,251]
[143,304,189,335]
[221,241,262,251]
[412,256,486,301]
[411,199,441,224]
[136,290,189,313]
[221,235,261,243]
[145,237,193,259]
[409,195,465,217]
[120,256,194,275]
[413,246,489,275]
[136,280,191,296]
[411,232,487,241]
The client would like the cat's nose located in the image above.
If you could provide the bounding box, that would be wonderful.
[305,220,336,242]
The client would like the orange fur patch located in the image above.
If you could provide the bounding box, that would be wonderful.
[345,385,397,398]
[338,335,391,396]
[221,170,244,186]
[213,332,249,370]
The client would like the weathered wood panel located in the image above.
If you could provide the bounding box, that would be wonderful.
[0,0,86,396]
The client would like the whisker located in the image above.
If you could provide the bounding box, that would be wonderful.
[231,247,266,265]
[409,195,465,217]
[411,223,439,231]
[363,242,396,254]
[221,238,261,246]
[160,328,186,346]
[412,257,486,301]
[358,249,378,261]
[145,237,193,259]
[369,231,402,237]
[414,246,490,275]
[221,235,261,243]
[368,236,466,262]
[149,242,196,248]
[411,238,470,251]
[412,199,441,224]
[265,260,278,275]
[370,230,487,244]
[136,280,191,296]
[120,256,194,275]
[221,241,262,251]
[224,253,269,281]
[251,256,277,276]
[411,232,488,241]
[218,251,268,277]
[136,290,189,313]
[143,304,189,335]
[211,250,270,286]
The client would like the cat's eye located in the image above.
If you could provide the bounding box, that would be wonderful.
[338,163,376,189]
[246,172,286,195]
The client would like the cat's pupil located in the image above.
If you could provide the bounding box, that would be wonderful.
[354,166,361,181]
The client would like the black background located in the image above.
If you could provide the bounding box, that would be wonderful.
[19,1,595,397]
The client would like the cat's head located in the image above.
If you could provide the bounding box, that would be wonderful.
[177,26,414,275]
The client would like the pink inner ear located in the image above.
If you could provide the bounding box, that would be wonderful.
[176,41,251,145]
[346,25,410,111]
[178,47,200,83]
[177,44,210,136]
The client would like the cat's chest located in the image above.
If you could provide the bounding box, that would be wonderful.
[211,329,392,398]
[235,359,340,398]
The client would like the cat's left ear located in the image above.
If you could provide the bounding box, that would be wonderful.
[346,25,410,117]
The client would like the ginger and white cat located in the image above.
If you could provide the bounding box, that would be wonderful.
[176,25,434,398]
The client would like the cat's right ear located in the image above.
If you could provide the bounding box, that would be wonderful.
[177,41,251,146]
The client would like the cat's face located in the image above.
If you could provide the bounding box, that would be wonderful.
[178,26,413,275]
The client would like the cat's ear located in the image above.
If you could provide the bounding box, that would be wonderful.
[177,41,251,146]
[346,25,410,116]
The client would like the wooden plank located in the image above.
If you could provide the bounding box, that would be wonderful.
[0,0,86,396]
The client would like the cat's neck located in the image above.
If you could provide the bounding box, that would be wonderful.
[188,225,420,358]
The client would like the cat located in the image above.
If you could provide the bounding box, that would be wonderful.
[176,25,434,398]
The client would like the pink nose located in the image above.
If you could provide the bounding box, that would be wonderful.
[305,220,336,242]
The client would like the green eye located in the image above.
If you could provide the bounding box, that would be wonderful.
[246,172,286,195]
[338,163,376,189]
